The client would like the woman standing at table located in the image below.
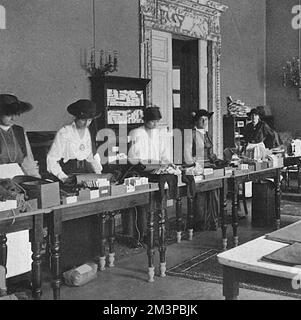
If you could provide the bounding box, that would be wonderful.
[0,94,40,281]
[184,109,219,231]
[243,107,276,160]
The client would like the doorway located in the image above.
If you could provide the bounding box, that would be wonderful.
[172,37,199,131]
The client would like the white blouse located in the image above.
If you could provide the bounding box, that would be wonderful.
[128,126,171,164]
[47,122,102,180]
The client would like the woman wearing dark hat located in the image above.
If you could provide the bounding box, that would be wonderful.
[47,99,103,181]
[128,106,170,164]
[124,106,171,244]
[0,94,39,279]
[184,109,219,231]
[184,109,217,166]
[243,107,276,159]
[0,94,40,177]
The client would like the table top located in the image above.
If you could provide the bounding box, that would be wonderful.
[228,165,282,178]
[217,222,301,279]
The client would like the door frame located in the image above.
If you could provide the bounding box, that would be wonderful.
[139,0,227,157]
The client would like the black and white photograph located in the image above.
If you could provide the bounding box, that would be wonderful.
[0,0,301,308]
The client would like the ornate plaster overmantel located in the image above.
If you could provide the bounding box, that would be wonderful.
[139,0,227,157]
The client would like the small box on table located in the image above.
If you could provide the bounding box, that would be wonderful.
[224,167,233,177]
[22,181,60,209]
[99,186,111,197]
[203,168,214,179]
[111,184,127,196]
[255,162,268,171]
[213,168,224,178]
[62,196,78,205]
[194,175,204,183]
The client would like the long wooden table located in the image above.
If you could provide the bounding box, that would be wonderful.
[47,186,160,300]
[0,167,282,300]
[224,166,282,250]
[0,208,47,300]
[46,177,225,300]
[217,229,301,300]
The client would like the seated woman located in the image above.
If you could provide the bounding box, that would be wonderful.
[46,99,103,269]
[47,99,102,181]
[0,94,40,177]
[128,106,171,165]
[184,109,219,231]
[124,106,171,244]
[0,94,39,280]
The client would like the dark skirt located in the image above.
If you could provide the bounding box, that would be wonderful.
[60,159,94,175]
[194,190,220,231]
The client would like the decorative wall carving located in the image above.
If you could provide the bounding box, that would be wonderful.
[140,0,227,157]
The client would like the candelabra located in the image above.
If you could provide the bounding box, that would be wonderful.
[282,57,300,87]
[282,57,301,99]
[81,49,118,77]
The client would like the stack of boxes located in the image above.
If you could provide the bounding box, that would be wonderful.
[78,178,111,201]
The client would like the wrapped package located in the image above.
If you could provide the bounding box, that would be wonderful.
[63,262,98,287]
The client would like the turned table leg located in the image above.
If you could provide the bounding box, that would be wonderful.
[98,212,107,271]
[175,195,183,243]
[29,213,44,300]
[0,234,7,272]
[147,192,156,282]
[158,194,167,277]
[187,196,194,241]
[275,169,281,230]
[230,179,239,247]
[49,210,62,300]
[220,181,228,251]
[108,212,115,268]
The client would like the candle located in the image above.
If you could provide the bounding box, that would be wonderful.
[113,50,118,71]
[100,50,104,67]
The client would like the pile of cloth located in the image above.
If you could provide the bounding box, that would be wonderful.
[227,96,251,117]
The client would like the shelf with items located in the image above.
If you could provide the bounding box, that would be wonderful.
[89,76,150,168]
[223,115,249,149]
[90,75,150,130]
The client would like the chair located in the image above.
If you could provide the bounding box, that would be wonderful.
[283,156,301,193]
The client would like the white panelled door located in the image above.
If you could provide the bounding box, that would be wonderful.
[151,30,173,131]
[151,30,173,162]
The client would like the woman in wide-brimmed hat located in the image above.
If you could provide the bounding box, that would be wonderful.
[243,107,276,159]
[184,109,220,231]
[47,99,103,181]
[126,106,171,242]
[128,105,170,164]
[184,109,216,166]
[0,94,40,279]
[0,94,40,177]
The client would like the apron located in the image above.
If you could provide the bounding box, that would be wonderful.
[246,142,266,161]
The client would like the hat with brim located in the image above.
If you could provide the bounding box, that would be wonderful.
[192,109,214,122]
[0,94,33,116]
[247,108,261,118]
[143,106,162,122]
[67,99,101,119]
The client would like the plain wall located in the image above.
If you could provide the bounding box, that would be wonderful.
[266,0,301,135]
[220,0,266,112]
[0,0,139,131]
[0,0,268,131]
